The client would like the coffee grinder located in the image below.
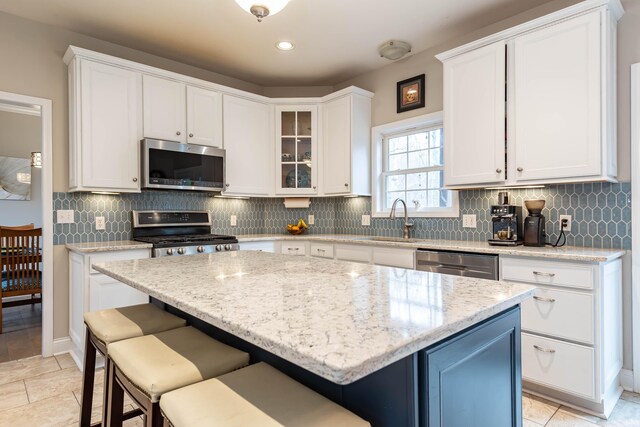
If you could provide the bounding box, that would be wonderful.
[524,200,546,247]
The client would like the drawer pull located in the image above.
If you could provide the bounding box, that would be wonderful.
[533,296,556,303]
[533,271,556,278]
[318,249,325,253]
[533,345,556,354]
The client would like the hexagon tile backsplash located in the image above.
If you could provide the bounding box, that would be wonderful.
[53,182,631,249]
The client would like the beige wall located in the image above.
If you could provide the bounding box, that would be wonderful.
[0,110,42,228]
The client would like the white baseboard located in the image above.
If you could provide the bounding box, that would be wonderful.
[620,369,634,391]
[52,336,72,355]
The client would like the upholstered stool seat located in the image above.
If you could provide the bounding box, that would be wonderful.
[160,362,371,427]
[79,303,187,427]
[107,326,249,426]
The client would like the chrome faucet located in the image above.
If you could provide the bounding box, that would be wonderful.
[389,198,413,239]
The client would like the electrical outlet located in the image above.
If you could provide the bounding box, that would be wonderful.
[362,214,371,226]
[559,215,572,232]
[462,214,477,228]
[308,214,315,225]
[95,216,106,231]
[57,210,74,224]
[230,215,237,227]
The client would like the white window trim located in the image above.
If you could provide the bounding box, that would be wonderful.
[371,111,459,218]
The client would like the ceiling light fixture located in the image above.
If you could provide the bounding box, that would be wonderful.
[378,40,412,60]
[276,41,294,51]
[234,0,290,22]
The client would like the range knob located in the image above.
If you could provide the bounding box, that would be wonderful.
[197,246,205,253]
[224,244,231,251]
[177,247,186,255]
[166,248,174,256]
[216,245,223,252]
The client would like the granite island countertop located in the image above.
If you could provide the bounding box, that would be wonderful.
[94,250,535,385]
[236,234,626,263]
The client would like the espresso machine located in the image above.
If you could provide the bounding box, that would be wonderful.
[523,200,546,247]
[488,193,523,246]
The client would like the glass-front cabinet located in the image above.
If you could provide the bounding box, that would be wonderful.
[275,105,318,195]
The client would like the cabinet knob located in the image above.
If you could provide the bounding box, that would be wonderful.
[344,183,349,187]
[517,167,523,172]
[176,131,181,136]
[496,168,502,174]
[189,133,194,138]
[313,186,316,190]
[132,177,138,182]
[225,183,230,187]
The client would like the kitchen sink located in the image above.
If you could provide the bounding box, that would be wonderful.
[370,236,423,243]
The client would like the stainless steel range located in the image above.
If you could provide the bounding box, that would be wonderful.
[132,210,239,257]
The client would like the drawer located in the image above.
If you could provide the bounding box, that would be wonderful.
[522,333,595,400]
[522,287,594,344]
[240,241,276,253]
[335,244,372,264]
[89,249,151,274]
[281,242,306,256]
[501,257,594,290]
[372,247,415,269]
[310,244,334,259]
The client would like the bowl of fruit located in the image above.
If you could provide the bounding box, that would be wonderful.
[287,219,309,235]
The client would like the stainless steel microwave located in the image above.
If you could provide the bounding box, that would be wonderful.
[141,138,225,192]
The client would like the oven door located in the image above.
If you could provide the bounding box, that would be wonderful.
[142,138,225,192]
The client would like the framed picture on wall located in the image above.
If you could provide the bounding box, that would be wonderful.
[397,74,425,113]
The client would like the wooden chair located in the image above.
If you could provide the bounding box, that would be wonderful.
[0,227,42,334]
[0,223,35,231]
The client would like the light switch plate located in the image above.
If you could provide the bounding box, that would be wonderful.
[362,214,371,226]
[230,215,237,226]
[462,214,477,228]
[308,214,315,225]
[57,210,74,224]
[95,216,106,230]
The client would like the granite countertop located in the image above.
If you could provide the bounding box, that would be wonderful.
[66,240,153,254]
[94,251,535,385]
[236,234,626,262]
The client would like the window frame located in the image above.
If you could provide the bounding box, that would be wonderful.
[371,111,459,218]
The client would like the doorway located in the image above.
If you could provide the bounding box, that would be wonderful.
[0,91,53,360]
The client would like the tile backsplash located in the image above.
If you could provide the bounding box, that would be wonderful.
[53,182,631,249]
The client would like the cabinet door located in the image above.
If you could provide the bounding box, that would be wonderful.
[512,11,601,181]
[223,95,273,195]
[80,60,141,191]
[187,86,223,147]
[89,274,149,312]
[143,75,186,143]
[276,105,318,195]
[443,41,506,186]
[323,96,351,195]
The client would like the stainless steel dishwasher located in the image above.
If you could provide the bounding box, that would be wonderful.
[415,249,499,280]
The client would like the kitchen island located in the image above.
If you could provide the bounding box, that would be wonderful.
[94,250,535,427]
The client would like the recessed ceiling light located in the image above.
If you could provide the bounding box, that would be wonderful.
[276,41,294,51]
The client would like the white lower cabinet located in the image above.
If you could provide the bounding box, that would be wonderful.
[310,243,334,259]
[69,249,150,369]
[281,242,306,256]
[334,244,372,264]
[500,256,622,417]
[372,247,415,269]
[239,241,276,252]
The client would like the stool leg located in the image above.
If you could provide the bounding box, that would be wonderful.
[101,357,112,427]
[107,366,124,427]
[79,328,97,427]
[148,402,163,427]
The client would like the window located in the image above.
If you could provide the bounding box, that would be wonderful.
[372,112,458,217]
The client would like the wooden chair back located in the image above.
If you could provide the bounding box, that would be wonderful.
[1,228,42,298]
[0,223,35,231]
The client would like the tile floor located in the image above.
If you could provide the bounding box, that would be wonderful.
[0,353,638,426]
[0,303,42,363]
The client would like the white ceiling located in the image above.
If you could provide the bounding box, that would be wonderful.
[0,0,556,86]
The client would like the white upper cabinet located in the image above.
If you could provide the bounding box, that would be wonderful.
[143,75,222,147]
[223,95,273,196]
[437,0,623,188]
[275,105,318,195]
[443,41,506,187]
[186,85,223,148]
[322,93,372,196]
[68,58,142,192]
[511,12,601,182]
[143,75,187,143]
